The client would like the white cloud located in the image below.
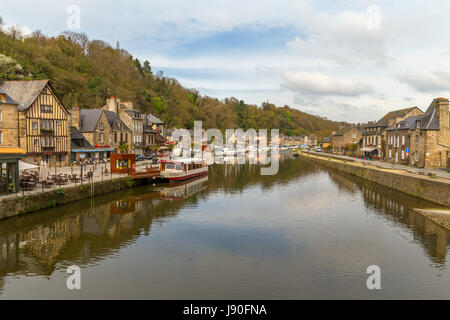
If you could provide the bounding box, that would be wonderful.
[286,6,388,66]
[3,0,450,122]
[281,71,373,97]
[396,70,450,93]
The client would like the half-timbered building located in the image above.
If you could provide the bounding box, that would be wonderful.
[0,80,71,166]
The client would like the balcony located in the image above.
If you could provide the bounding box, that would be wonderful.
[41,128,54,135]
[41,147,55,152]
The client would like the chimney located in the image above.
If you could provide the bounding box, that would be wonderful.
[437,97,449,130]
[106,97,119,113]
[332,130,336,135]
[72,105,80,130]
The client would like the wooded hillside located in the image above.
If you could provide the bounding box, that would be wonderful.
[0,18,349,137]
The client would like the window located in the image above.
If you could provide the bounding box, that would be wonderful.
[114,133,118,143]
[41,136,54,147]
[99,122,103,130]
[32,121,38,130]
[34,139,38,147]
[40,105,53,113]
[401,136,405,146]
[56,120,62,126]
[0,131,2,144]
[100,133,104,144]
[389,149,392,158]
[401,150,405,160]
[56,137,61,143]
[0,111,2,122]
[416,120,420,129]
[40,120,53,130]
[415,135,419,145]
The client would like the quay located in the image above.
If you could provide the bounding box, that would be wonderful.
[298,151,450,208]
[0,159,162,220]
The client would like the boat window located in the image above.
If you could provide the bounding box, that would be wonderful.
[165,163,175,170]
[175,163,183,171]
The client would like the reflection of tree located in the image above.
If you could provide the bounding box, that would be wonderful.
[0,156,448,294]
[326,167,450,265]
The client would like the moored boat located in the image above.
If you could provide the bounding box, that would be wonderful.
[160,158,208,181]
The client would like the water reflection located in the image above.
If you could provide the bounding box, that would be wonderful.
[327,170,450,265]
[0,156,448,298]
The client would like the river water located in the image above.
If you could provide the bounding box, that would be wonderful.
[0,156,449,299]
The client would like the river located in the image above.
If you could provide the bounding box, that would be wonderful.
[0,156,449,299]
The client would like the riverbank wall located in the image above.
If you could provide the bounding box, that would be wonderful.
[0,177,149,220]
[299,152,450,208]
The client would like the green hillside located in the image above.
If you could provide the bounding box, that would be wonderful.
[0,20,348,137]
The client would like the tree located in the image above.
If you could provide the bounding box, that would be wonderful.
[6,25,23,40]
[143,60,151,74]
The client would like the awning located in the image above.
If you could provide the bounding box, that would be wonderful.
[19,161,39,171]
[71,148,115,153]
[0,147,26,156]
[361,147,377,152]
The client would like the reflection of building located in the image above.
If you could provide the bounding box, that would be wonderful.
[327,167,449,264]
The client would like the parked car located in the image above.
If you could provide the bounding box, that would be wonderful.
[136,154,146,162]
[314,147,322,152]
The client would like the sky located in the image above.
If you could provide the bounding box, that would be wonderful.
[2,0,450,122]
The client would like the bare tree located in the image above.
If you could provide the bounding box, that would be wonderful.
[7,25,23,40]
[62,31,89,53]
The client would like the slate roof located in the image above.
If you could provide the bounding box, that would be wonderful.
[0,92,18,105]
[104,110,131,132]
[386,115,422,131]
[146,113,164,125]
[0,80,48,111]
[375,107,420,127]
[79,109,102,132]
[70,126,94,149]
[125,109,142,119]
[420,103,440,130]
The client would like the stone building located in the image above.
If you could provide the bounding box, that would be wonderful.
[410,98,449,168]
[362,107,423,159]
[385,115,421,165]
[0,89,19,147]
[71,105,132,159]
[118,105,145,155]
[331,127,362,155]
[0,80,71,166]
[384,98,449,168]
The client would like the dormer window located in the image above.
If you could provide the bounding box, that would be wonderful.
[416,120,420,129]
[0,93,6,103]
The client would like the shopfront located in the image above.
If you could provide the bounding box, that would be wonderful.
[0,147,26,196]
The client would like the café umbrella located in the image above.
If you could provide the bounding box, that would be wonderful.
[39,161,48,182]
